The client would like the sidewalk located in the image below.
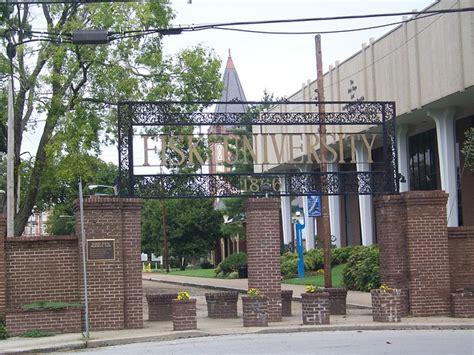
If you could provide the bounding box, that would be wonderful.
[0,274,472,353]
[143,272,372,309]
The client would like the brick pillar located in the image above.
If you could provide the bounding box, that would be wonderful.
[404,191,451,316]
[0,214,5,318]
[73,197,143,330]
[245,198,282,322]
[374,195,409,316]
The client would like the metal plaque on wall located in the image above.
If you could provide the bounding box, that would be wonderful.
[87,239,115,261]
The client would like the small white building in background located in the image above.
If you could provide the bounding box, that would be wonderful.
[260,0,474,248]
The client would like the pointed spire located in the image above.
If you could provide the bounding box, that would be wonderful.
[226,48,235,69]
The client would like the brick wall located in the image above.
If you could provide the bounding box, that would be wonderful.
[6,308,82,336]
[404,191,451,316]
[245,198,282,322]
[374,194,409,316]
[5,236,80,309]
[73,197,143,330]
[375,191,452,317]
[448,226,474,291]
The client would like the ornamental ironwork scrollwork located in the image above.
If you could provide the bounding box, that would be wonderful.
[117,100,399,199]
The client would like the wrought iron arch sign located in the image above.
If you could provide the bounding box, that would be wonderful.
[117,100,399,199]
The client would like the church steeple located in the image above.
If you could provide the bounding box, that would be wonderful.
[215,49,248,113]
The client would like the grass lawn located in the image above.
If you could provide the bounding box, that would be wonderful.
[151,263,347,287]
[282,264,346,288]
[153,268,217,278]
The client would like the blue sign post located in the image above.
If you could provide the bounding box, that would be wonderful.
[294,212,305,279]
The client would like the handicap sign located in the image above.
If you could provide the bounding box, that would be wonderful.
[308,195,321,217]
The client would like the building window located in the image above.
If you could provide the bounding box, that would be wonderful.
[409,129,439,190]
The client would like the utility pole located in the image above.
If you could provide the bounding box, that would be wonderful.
[7,41,16,238]
[315,34,332,288]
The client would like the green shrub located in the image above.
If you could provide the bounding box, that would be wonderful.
[305,248,324,271]
[331,246,355,266]
[281,258,297,279]
[228,271,239,279]
[215,252,247,276]
[22,301,81,311]
[343,245,380,291]
[200,261,214,269]
[0,320,8,340]
[20,329,56,338]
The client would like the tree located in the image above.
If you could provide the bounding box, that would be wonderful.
[141,198,222,269]
[43,156,117,235]
[0,2,223,235]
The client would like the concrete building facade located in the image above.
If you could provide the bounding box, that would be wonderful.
[260,0,474,247]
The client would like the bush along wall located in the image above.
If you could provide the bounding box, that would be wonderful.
[342,245,380,291]
[280,245,380,292]
[214,252,248,278]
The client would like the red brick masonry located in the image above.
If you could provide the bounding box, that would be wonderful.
[6,308,82,336]
[371,289,402,323]
[242,296,268,327]
[146,293,178,321]
[301,292,330,325]
[325,288,347,315]
[205,291,238,318]
[172,299,197,331]
[245,198,282,322]
[451,289,474,318]
[281,290,293,317]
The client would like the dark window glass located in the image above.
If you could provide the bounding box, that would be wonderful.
[409,129,438,190]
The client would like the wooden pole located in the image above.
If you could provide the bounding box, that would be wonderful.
[315,34,332,288]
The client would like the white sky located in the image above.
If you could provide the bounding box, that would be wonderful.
[22,0,435,164]
[163,0,435,100]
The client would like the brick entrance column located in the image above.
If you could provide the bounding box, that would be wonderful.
[73,197,143,330]
[374,195,409,316]
[245,198,282,322]
[375,191,451,316]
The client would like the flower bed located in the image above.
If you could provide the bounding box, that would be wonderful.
[172,297,197,331]
[371,287,402,322]
[301,291,330,325]
[205,291,239,318]
[146,293,178,321]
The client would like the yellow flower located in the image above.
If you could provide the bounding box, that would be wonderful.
[306,285,318,293]
[176,291,190,301]
[379,284,392,292]
[247,288,262,298]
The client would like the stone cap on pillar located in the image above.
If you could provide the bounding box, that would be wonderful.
[72,196,143,212]
[245,197,280,212]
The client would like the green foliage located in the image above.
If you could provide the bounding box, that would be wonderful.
[331,246,355,266]
[462,127,474,172]
[343,245,380,291]
[21,301,81,311]
[283,264,346,288]
[200,261,214,269]
[3,2,224,236]
[42,157,117,235]
[20,330,56,338]
[142,199,222,269]
[215,252,247,276]
[305,248,324,271]
[0,320,8,340]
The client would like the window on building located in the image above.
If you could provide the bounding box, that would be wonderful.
[409,129,439,190]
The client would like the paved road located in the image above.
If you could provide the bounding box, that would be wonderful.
[61,330,474,354]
